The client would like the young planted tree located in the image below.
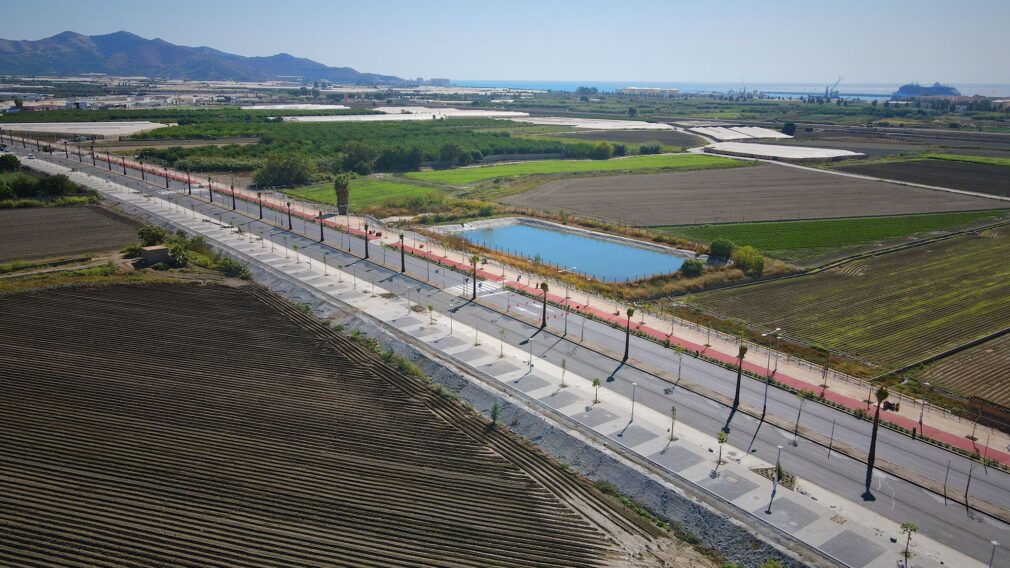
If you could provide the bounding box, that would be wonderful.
[732,344,749,409]
[715,430,728,471]
[490,401,501,425]
[901,521,917,565]
[470,254,481,300]
[864,387,890,498]
[592,378,602,404]
[623,307,635,362]
[539,282,549,328]
[560,358,567,388]
[670,404,677,441]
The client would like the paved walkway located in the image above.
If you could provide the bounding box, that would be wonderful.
[43,160,983,567]
[78,148,1010,466]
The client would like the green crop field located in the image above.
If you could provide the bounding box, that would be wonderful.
[654,210,1010,262]
[691,228,1010,370]
[404,153,744,185]
[924,153,1010,167]
[284,177,445,209]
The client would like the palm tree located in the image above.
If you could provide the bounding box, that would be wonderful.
[592,378,601,404]
[560,358,567,388]
[333,173,351,215]
[732,344,749,409]
[399,234,406,273]
[623,307,635,362]
[470,254,481,300]
[864,387,889,498]
[538,282,549,327]
[901,522,917,565]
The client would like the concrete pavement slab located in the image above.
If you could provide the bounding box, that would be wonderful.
[700,472,760,501]
[818,529,887,567]
[650,444,705,472]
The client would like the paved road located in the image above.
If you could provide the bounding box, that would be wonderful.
[26,148,1010,566]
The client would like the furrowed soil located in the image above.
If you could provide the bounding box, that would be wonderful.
[504,163,1003,226]
[550,129,706,148]
[0,282,707,567]
[918,333,1010,407]
[691,229,1010,370]
[836,159,1010,198]
[0,205,139,262]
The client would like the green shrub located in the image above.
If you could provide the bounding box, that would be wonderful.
[120,244,142,258]
[638,143,662,155]
[709,239,735,260]
[731,245,765,275]
[680,258,705,277]
[216,257,251,279]
[138,225,169,246]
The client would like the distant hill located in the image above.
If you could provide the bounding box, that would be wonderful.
[892,82,961,99]
[0,31,404,84]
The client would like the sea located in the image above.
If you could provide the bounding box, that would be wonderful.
[457,80,1010,100]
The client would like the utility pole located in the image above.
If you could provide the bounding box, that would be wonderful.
[399,234,406,273]
[257,192,263,218]
[319,211,325,242]
[286,202,293,230]
[363,223,369,259]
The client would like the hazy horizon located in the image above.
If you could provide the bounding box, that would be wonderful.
[3,0,1009,84]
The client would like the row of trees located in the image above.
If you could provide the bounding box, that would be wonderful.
[0,172,83,200]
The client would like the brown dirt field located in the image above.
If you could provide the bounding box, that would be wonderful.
[0,282,708,567]
[553,129,706,148]
[919,333,1010,407]
[503,163,1004,226]
[0,206,139,263]
[836,159,1010,198]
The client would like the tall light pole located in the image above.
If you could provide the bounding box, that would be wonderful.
[363,223,369,259]
[766,445,783,514]
[760,328,781,420]
[919,382,931,431]
[989,540,1000,568]
[630,382,638,422]
[286,201,293,230]
[399,234,406,273]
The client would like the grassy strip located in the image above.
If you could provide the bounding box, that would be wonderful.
[284,177,448,209]
[653,210,1010,261]
[0,263,166,294]
[0,195,99,209]
[924,153,1010,167]
[0,256,92,275]
[405,153,745,185]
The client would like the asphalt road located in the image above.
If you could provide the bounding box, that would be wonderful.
[26,148,1010,566]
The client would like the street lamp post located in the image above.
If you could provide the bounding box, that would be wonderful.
[631,382,638,422]
[363,223,369,259]
[286,202,293,230]
[989,540,1000,568]
[919,382,931,431]
[766,445,783,514]
[318,211,325,242]
[760,328,781,420]
[399,234,406,273]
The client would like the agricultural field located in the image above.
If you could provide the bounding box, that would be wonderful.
[548,129,706,149]
[691,228,1010,370]
[0,282,695,566]
[0,206,138,262]
[504,163,1004,226]
[918,333,1010,407]
[405,153,743,186]
[654,209,1010,263]
[836,156,1010,197]
[284,176,446,210]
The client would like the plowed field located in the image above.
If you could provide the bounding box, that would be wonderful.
[837,159,1010,198]
[692,229,1010,369]
[919,333,1010,406]
[0,282,686,567]
[0,206,139,262]
[503,164,1002,226]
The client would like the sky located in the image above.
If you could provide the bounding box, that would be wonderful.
[2,0,1008,84]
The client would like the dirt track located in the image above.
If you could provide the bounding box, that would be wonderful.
[0,206,139,262]
[504,163,1004,226]
[837,159,1010,198]
[0,282,703,567]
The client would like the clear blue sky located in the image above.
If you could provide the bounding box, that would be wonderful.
[2,0,1007,84]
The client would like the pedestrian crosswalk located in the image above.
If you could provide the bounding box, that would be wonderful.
[445,279,503,297]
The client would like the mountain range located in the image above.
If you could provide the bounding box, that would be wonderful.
[0,31,403,84]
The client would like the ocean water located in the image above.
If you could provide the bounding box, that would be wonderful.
[458,80,1010,98]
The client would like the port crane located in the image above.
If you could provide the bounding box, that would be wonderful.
[825,76,843,99]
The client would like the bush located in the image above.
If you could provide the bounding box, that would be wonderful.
[138,225,169,246]
[589,141,614,160]
[781,122,797,136]
[120,244,142,258]
[638,143,662,155]
[167,242,190,267]
[732,245,765,275]
[138,225,169,247]
[709,239,735,260]
[680,258,705,277]
[0,154,19,172]
[253,154,314,187]
[216,258,251,279]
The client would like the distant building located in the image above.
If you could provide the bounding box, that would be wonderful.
[428,78,451,86]
[616,87,678,98]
